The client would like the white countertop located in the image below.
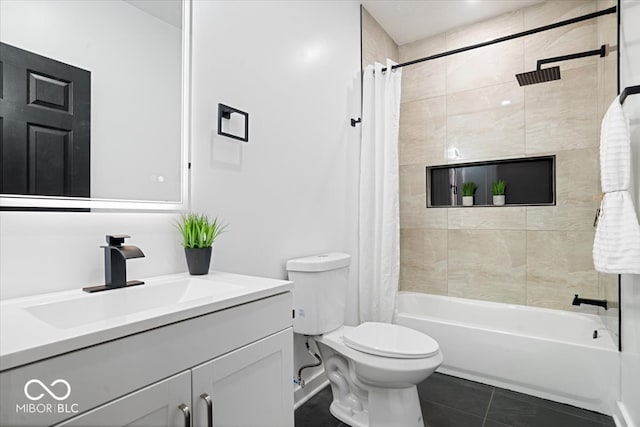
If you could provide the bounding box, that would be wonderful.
[0,272,293,371]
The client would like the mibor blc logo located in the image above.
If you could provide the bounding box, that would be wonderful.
[16,379,79,415]
[24,379,71,401]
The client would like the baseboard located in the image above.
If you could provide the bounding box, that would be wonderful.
[614,401,635,427]
[293,369,330,410]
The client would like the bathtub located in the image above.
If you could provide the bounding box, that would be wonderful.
[394,292,620,415]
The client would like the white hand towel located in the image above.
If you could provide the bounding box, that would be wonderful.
[593,96,640,274]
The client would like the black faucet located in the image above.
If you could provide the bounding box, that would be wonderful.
[572,294,608,310]
[83,235,145,293]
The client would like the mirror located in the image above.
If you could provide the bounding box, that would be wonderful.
[0,0,189,210]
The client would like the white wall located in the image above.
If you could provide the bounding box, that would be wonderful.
[619,1,640,426]
[0,212,185,300]
[0,0,182,201]
[1,0,362,407]
[189,0,361,403]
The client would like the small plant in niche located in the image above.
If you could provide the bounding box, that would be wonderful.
[461,182,477,206]
[492,179,506,195]
[461,182,477,196]
[492,179,506,206]
[177,213,228,275]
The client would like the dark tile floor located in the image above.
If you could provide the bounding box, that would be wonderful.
[295,373,616,427]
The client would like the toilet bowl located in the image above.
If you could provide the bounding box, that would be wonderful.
[286,253,443,427]
[315,323,442,427]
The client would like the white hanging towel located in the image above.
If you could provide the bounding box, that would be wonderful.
[593,96,640,274]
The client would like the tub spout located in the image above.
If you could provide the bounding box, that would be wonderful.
[572,294,607,310]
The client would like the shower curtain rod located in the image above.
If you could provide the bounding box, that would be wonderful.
[381,6,617,73]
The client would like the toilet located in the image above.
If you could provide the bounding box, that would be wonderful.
[287,253,442,427]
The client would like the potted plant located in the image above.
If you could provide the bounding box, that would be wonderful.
[492,179,506,206]
[178,213,227,275]
[461,182,477,206]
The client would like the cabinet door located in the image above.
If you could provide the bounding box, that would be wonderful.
[57,371,191,427]
[192,328,294,427]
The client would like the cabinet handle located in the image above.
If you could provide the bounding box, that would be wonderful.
[178,403,191,427]
[201,393,213,427]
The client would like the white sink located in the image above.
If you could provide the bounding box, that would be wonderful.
[24,277,243,329]
[1,271,293,371]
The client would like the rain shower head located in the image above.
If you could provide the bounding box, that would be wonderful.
[516,66,561,86]
[515,44,608,86]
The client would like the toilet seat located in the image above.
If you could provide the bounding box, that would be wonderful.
[343,322,439,359]
[316,324,443,389]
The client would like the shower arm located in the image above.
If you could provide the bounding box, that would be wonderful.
[536,45,607,70]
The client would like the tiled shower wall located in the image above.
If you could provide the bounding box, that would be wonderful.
[361,7,398,67]
[363,1,619,315]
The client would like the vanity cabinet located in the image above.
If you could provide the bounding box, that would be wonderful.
[57,371,192,427]
[57,329,293,427]
[192,329,293,427]
[0,291,294,427]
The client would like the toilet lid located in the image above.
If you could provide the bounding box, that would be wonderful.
[343,322,439,359]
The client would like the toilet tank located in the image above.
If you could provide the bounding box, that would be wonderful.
[286,253,351,335]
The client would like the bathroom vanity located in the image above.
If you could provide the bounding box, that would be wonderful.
[0,272,294,426]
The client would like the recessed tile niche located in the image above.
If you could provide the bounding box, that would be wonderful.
[427,156,555,207]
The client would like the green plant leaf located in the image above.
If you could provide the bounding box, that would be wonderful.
[461,181,477,197]
[492,179,506,195]
[177,213,228,249]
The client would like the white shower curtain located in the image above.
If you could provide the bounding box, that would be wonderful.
[358,60,402,323]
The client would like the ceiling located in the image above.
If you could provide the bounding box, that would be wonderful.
[120,0,545,44]
[124,0,182,29]
[361,0,545,46]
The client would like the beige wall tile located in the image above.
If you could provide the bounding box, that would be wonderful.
[399,97,447,166]
[448,207,526,230]
[400,164,426,228]
[445,9,523,93]
[361,7,399,66]
[597,0,617,10]
[526,201,600,232]
[447,230,526,304]
[526,231,598,311]
[598,271,619,332]
[526,148,600,231]
[447,40,524,94]
[598,59,618,123]
[446,9,523,50]
[387,0,616,314]
[525,65,599,154]
[400,228,426,290]
[400,229,448,295]
[400,164,447,229]
[597,2,617,64]
[599,272,618,302]
[524,1,596,30]
[447,81,525,162]
[555,148,600,203]
[524,1,597,73]
[399,33,445,63]
[401,61,446,103]
[399,34,446,102]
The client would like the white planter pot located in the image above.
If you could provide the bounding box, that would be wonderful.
[462,196,474,206]
[493,195,505,206]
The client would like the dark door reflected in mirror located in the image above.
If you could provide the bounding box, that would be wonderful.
[1,42,91,198]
